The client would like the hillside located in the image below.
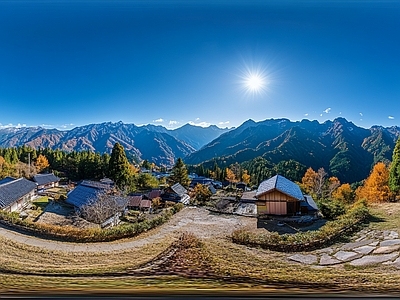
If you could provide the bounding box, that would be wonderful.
[186,118,400,183]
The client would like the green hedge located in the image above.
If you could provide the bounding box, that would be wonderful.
[232,200,369,252]
[0,203,184,243]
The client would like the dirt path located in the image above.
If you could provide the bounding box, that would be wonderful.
[0,207,256,253]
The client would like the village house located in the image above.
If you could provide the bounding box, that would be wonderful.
[255,174,318,216]
[161,183,190,204]
[0,177,37,212]
[33,173,60,190]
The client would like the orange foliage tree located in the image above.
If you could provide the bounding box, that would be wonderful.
[356,162,391,203]
[35,154,50,172]
[241,170,251,185]
[225,167,237,185]
[332,183,354,204]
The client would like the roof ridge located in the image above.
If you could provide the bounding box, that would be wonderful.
[0,177,23,187]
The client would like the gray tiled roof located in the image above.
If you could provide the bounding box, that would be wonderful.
[170,183,187,196]
[256,175,304,201]
[66,180,110,209]
[33,173,60,186]
[0,178,37,209]
[0,177,16,185]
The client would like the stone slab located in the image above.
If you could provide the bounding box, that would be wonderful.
[380,239,400,247]
[353,245,375,255]
[334,250,362,262]
[373,245,400,254]
[319,253,342,266]
[341,239,375,251]
[369,241,379,247]
[349,252,399,266]
[391,257,400,269]
[315,247,334,254]
[288,254,318,265]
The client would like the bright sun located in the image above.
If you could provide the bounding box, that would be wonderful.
[245,73,265,91]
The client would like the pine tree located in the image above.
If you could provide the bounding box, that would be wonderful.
[169,158,190,187]
[108,143,132,189]
[389,138,400,197]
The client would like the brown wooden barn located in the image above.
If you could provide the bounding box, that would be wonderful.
[255,175,314,216]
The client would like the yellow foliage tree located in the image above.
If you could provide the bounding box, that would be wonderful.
[301,167,318,195]
[35,154,50,172]
[356,162,391,203]
[225,167,237,185]
[332,183,354,204]
[241,170,251,185]
[327,176,341,198]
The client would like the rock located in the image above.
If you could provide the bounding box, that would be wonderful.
[319,254,342,266]
[373,245,400,254]
[349,253,399,266]
[353,245,375,255]
[341,239,375,251]
[391,256,400,269]
[315,247,334,254]
[288,254,318,265]
[380,239,400,247]
[334,251,362,262]
[369,241,379,247]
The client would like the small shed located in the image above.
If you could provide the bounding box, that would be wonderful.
[255,175,304,216]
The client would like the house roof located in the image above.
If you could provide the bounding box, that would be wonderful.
[256,175,304,201]
[170,183,187,196]
[140,199,152,209]
[0,177,37,209]
[147,189,161,200]
[128,195,143,207]
[0,177,16,185]
[303,195,319,211]
[33,173,60,186]
[66,180,111,209]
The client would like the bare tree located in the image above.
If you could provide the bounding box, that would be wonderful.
[79,191,128,225]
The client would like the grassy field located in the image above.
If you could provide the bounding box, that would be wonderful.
[1,203,400,295]
[32,196,50,210]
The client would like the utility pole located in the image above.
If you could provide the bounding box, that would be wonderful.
[28,152,30,177]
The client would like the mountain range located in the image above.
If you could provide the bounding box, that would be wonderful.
[1,118,399,183]
[0,122,229,166]
[185,117,400,183]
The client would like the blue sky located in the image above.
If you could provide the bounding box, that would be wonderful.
[0,0,399,130]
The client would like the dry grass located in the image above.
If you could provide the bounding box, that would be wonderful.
[1,203,400,294]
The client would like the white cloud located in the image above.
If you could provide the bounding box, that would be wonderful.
[189,121,211,127]
[0,123,27,129]
[304,113,309,117]
[153,118,164,123]
[218,121,230,125]
[359,112,363,117]
[195,117,200,121]
[320,114,323,117]
[339,112,342,115]
[389,116,395,119]
[323,108,331,114]
[168,120,179,126]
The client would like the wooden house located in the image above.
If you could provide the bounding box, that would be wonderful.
[255,175,307,216]
[33,173,60,190]
[161,183,190,204]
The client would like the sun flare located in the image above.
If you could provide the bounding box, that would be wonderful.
[237,63,271,98]
[245,73,265,92]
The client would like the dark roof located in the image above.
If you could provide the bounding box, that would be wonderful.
[0,178,37,209]
[33,173,60,186]
[170,183,187,196]
[128,195,142,207]
[303,195,319,211]
[66,180,111,208]
[147,189,161,200]
[0,177,16,185]
[256,175,304,201]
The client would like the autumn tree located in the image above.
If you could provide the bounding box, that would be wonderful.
[389,138,400,198]
[35,154,50,172]
[241,170,251,185]
[327,176,341,198]
[134,173,159,191]
[332,183,354,204]
[169,158,190,187]
[225,167,237,186]
[108,143,132,189]
[356,162,391,203]
[300,167,318,197]
[192,184,212,205]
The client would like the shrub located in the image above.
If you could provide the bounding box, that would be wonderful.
[0,203,184,243]
[232,199,369,252]
[317,198,346,220]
